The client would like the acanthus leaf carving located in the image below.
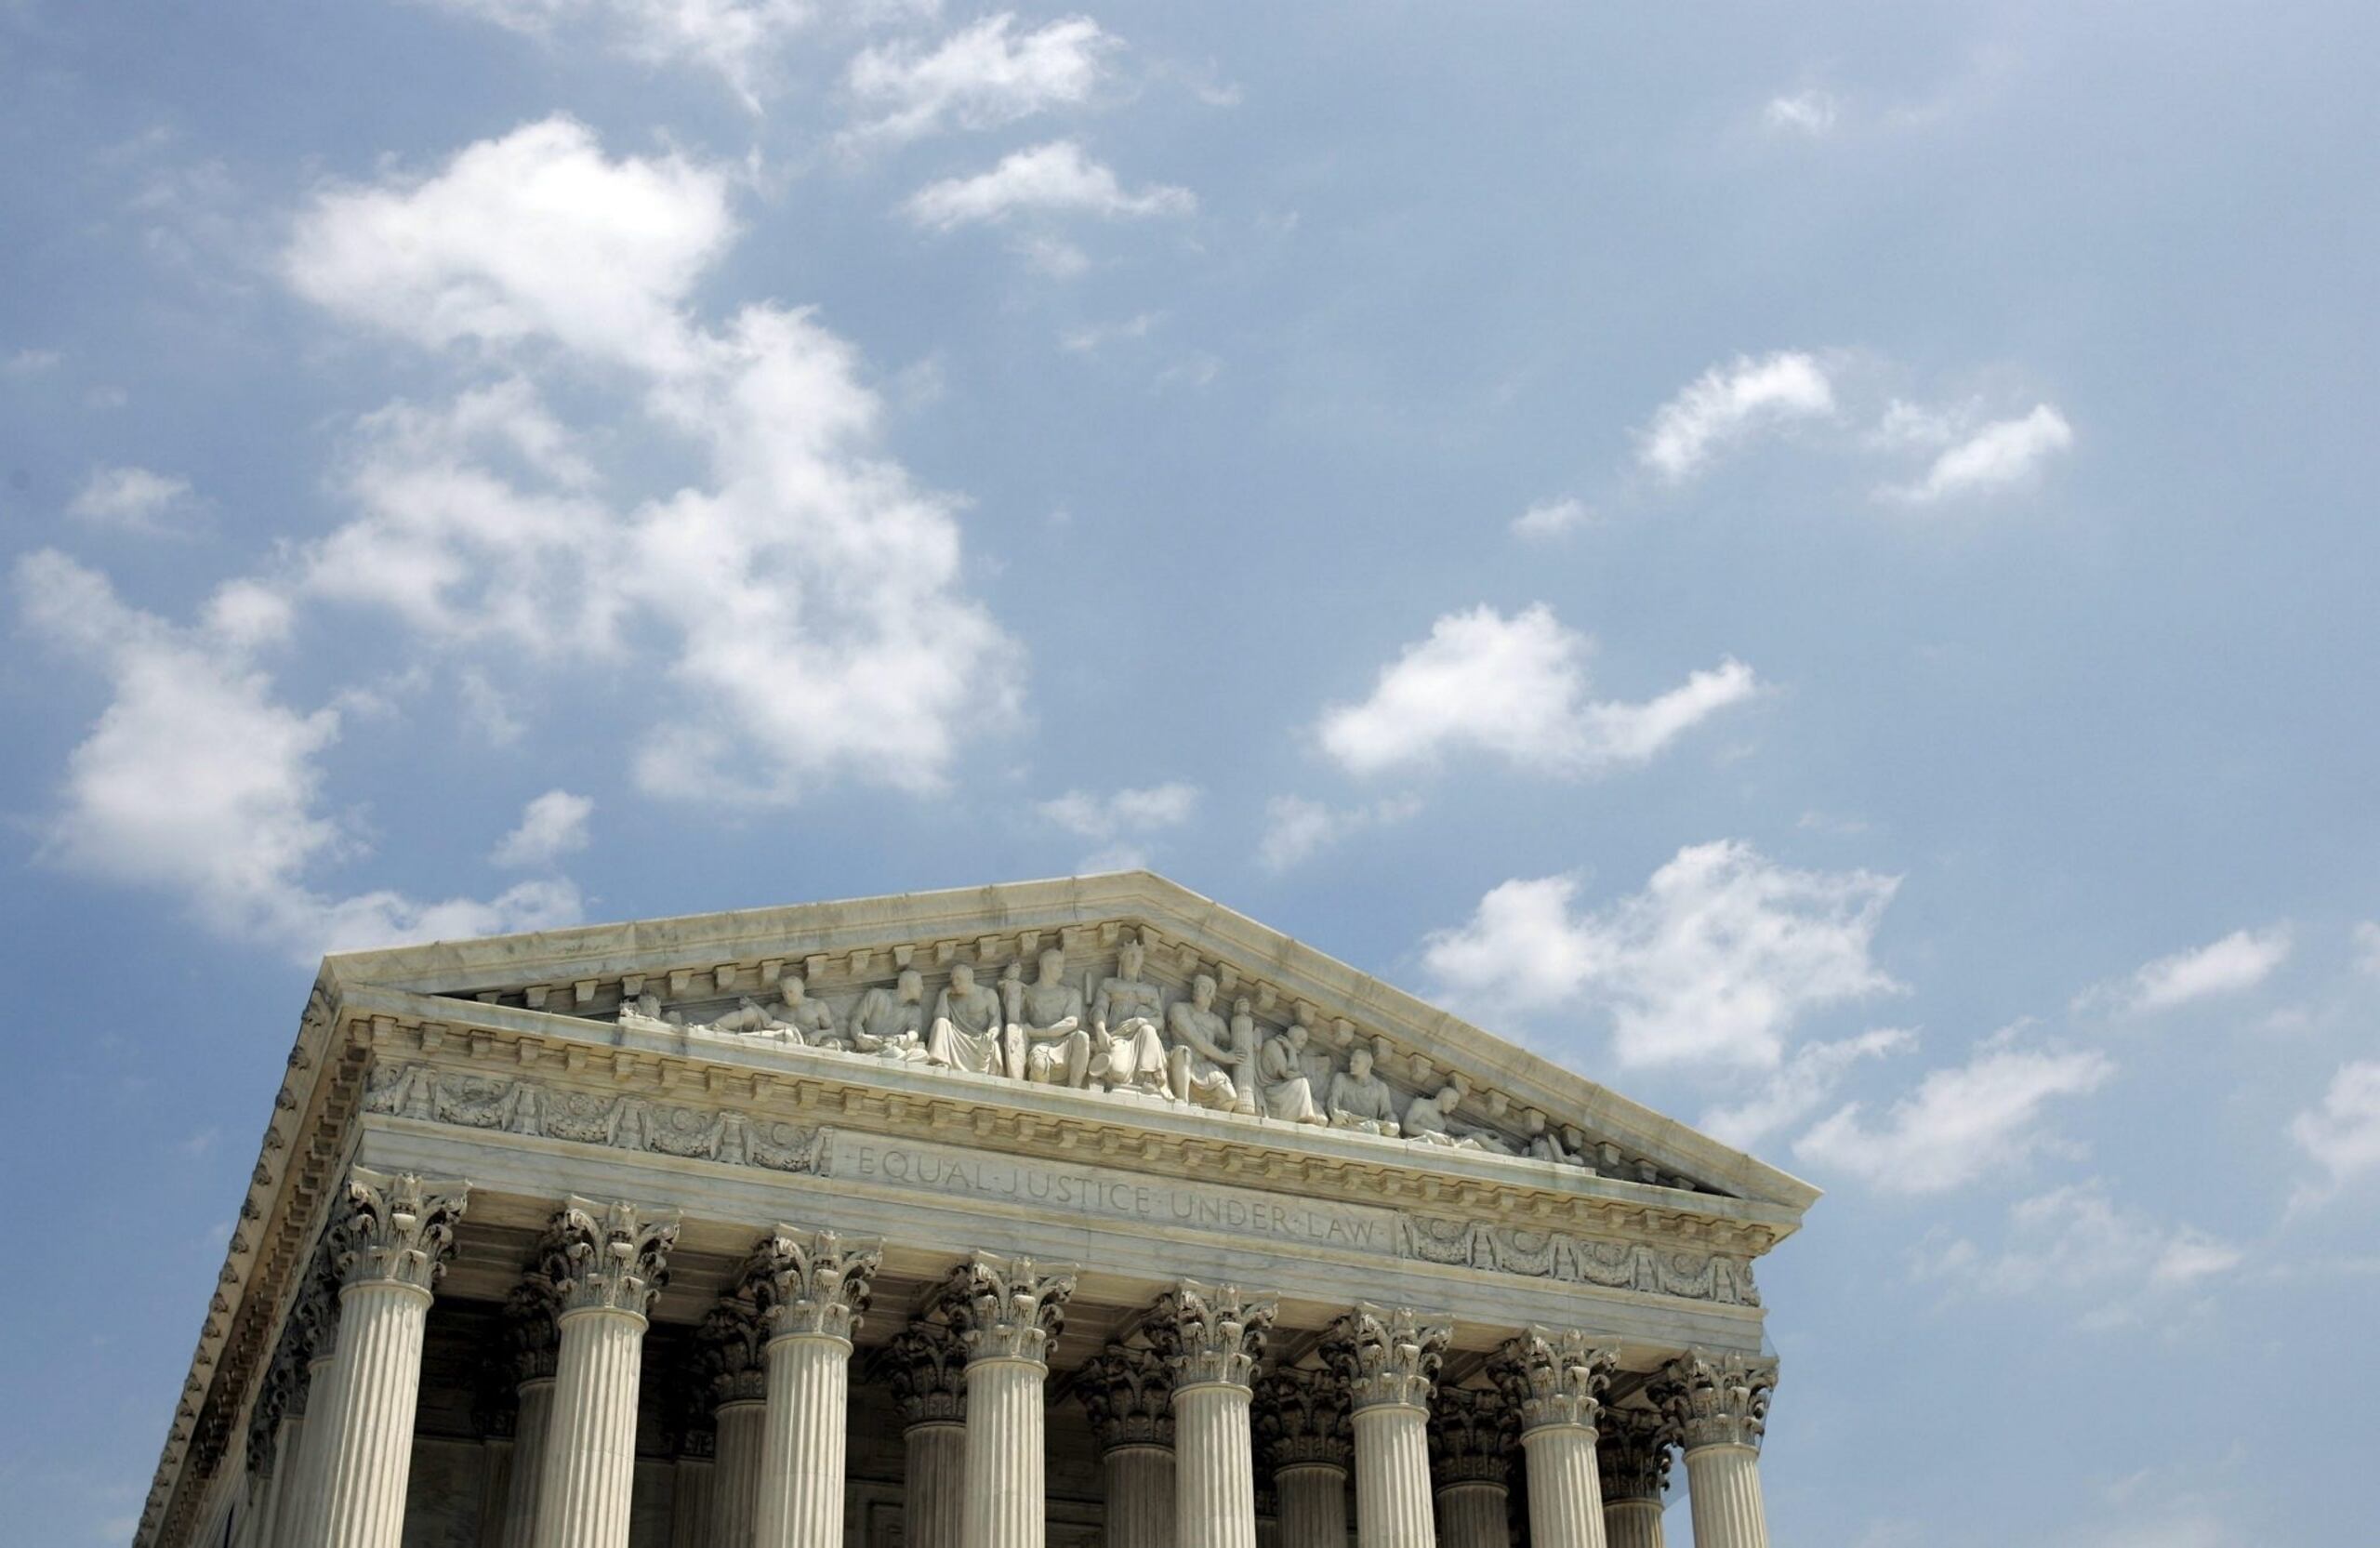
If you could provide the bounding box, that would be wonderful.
[1425,1385,1514,1485]
[1151,1281,1274,1392]
[1075,1342,1174,1450]
[1321,1303,1448,1412]
[535,1198,679,1318]
[1487,1327,1615,1434]
[741,1227,881,1343]
[696,1293,770,1406]
[1596,1407,1673,1504]
[881,1317,967,1427]
[1648,1348,1777,1452]
[941,1252,1075,1365]
[1257,1366,1350,1470]
[330,1168,468,1294]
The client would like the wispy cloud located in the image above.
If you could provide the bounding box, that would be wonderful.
[1796,1029,2115,1193]
[2290,1061,2380,1207]
[1316,604,1755,779]
[412,0,824,110]
[904,139,1194,231]
[844,13,1118,148]
[1764,89,1841,136]
[1915,1180,2241,1327]
[1884,404,2073,503]
[1637,351,1834,482]
[1255,793,1421,874]
[2081,925,2293,1014]
[67,465,202,535]
[491,789,593,868]
[1423,841,1901,1068]
[1509,496,1591,540]
[1038,782,1199,870]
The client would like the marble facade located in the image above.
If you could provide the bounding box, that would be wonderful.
[138,872,1814,1548]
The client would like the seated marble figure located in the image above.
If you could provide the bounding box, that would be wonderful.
[849,969,931,1062]
[1256,1020,1327,1124]
[1089,941,1170,1093]
[1325,1047,1400,1135]
[926,960,1006,1076]
[1008,949,1091,1087]
[1167,974,1254,1111]
[706,976,843,1046]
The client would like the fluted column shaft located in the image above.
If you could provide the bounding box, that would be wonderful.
[1602,1501,1662,1548]
[710,1398,765,1548]
[534,1304,647,1548]
[1349,1406,1431,1548]
[262,1410,307,1548]
[315,1278,436,1548]
[669,1454,716,1548]
[754,1331,851,1548]
[1104,1444,1176,1548]
[1434,1482,1507,1548]
[246,1418,298,1548]
[1273,1463,1347,1548]
[1175,1382,1255,1548]
[964,1356,1047,1548]
[1680,1445,1765,1548]
[283,1355,341,1548]
[476,1436,515,1548]
[499,1377,555,1548]
[1519,1426,1604,1548]
[904,1422,966,1548]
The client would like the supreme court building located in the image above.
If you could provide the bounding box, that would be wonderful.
[138,873,1816,1548]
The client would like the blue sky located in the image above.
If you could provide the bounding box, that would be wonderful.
[4,2,2377,1541]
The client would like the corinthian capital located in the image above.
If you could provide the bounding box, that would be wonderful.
[697,1293,770,1406]
[332,1168,469,1293]
[1596,1407,1673,1504]
[1321,1303,1448,1412]
[502,1280,561,1385]
[290,1247,342,1375]
[536,1197,680,1317]
[742,1227,882,1343]
[1487,1327,1615,1434]
[1153,1282,1276,1391]
[1076,1343,1174,1450]
[1427,1386,1514,1486]
[941,1252,1076,1365]
[1258,1367,1350,1470]
[1649,1349,1777,1451]
[882,1318,968,1426]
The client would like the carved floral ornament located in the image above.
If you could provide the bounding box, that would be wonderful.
[1488,1326,1617,1434]
[1076,1343,1175,1450]
[941,1251,1077,1364]
[742,1227,882,1343]
[1648,1348,1778,1452]
[535,1197,681,1317]
[1596,1407,1674,1504]
[331,1167,469,1294]
[1153,1281,1276,1390]
[1322,1302,1451,1412]
[1426,1386,1514,1485]
[881,1318,968,1426]
[1256,1367,1351,1469]
[695,1294,771,1406]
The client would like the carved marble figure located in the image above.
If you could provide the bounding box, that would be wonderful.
[1406,1082,1514,1153]
[618,991,681,1032]
[849,969,931,1062]
[1522,1109,1588,1168]
[927,960,1006,1076]
[1167,974,1253,1111]
[1326,1046,1400,1135]
[1256,1021,1327,1124]
[1089,941,1170,1093]
[706,976,841,1046]
[1010,949,1091,1088]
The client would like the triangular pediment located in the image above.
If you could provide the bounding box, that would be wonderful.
[322,870,1819,1218]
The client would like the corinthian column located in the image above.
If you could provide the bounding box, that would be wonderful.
[747,1228,882,1548]
[1593,1409,1671,1548]
[697,1293,769,1548]
[884,1320,969,1548]
[235,1350,296,1548]
[1322,1305,1448,1548]
[1425,1387,1512,1548]
[275,1250,341,1548]
[314,1169,470,1548]
[1076,1344,1174,1548]
[945,1253,1077,1548]
[1157,1285,1274,1548]
[1256,1369,1349,1548]
[1489,1330,1616,1548]
[530,1199,681,1548]
[497,1282,562,1548]
[1648,1352,1776,1548]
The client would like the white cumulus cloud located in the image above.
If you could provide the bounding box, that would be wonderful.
[284,116,1023,805]
[2290,1061,2380,1205]
[1887,404,2073,502]
[492,789,594,867]
[1796,1033,2116,1193]
[1509,496,1590,540]
[2085,925,2293,1014]
[13,549,580,959]
[845,14,1117,147]
[68,465,200,535]
[1316,604,1756,779]
[1422,840,1901,1068]
[903,139,1194,231]
[1637,351,1835,482]
[1699,1027,1916,1148]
